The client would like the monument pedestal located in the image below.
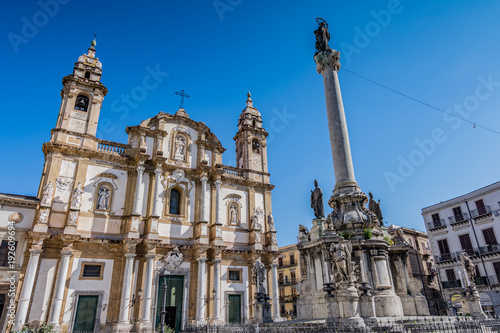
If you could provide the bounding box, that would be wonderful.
[359,294,376,319]
[254,301,273,323]
[335,282,365,327]
[461,291,487,319]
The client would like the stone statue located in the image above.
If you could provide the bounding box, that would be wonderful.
[267,212,275,231]
[68,211,79,226]
[393,227,408,245]
[230,204,238,225]
[41,181,53,207]
[70,183,84,209]
[330,238,354,284]
[314,17,331,53]
[174,134,186,159]
[97,186,110,210]
[298,224,310,241]
[38,208,49,224]
[252,260,267,294]
[460,252,476,286]
[251,208,263,230]
[311,179,324,219]
[368,192,383,222]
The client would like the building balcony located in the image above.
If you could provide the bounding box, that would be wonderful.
[278,260,297,268]
[457,249,480,257]
[474,276,489,286]
[471,206,492,219]
[442,279,462,289]
[428,219,446,231]
[436,252,457,263]
[448,213,469,226]
[279,295,299,303]
[478,244,500,255]
[278,278,297,286]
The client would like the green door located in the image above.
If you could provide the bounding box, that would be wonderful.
[72,295,98,333]
[155,275,184,332]
[227,294,241,324]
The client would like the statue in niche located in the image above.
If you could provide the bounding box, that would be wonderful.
[311,179,324,219]
[330,238,354,284]
[96,185,110,210]
[174,134,186,160]
[368,192,384,223]
[252,260,267,294]
[267,212,275,231]
[314,17,331,53]
[460,252,476,286]
[70,183,84,209]
[41,181,53,206]
[230,204,238,225]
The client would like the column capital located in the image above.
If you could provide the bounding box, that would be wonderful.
[214,179,222,187]
[213,258,222,264]
[125,253,136,259]
[197,257,208,263]
[29,248,43,256]
[200,175,208,182]
[137,164,146,173]
[60,250,73,257]
[154,166,163,175]
[145,254,156,260]
[314,49,340,74]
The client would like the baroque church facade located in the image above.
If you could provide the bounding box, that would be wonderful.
[9,41,280,332]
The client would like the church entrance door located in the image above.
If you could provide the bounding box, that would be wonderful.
[155,275,184,332]
[72,295,98,333]
[227,294,241,324]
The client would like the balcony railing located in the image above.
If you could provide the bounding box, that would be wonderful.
[479,244,500,255]
[474,276,489,286]
[442,279,462,289]
[96,139,129,155]
[221,165,244,179]
[428,219,446,231]
[436,252,457,263]
[458,249,479,257]
[448,213,469,225]
[278,260,297,268]
[471,206,492,219]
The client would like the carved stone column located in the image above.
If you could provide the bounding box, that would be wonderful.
[139,254,156,329]
[214,180,222,224]
[196,257,208,323]
[213,259,221,322]
[132,164,146,215]
[271,262,281,320]
[200,176,209,222]
[152,165,164,218]
[13,241,44,331]
[48,248,72,328]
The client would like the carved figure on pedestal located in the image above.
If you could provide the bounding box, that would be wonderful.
[68,211,79,226]
[460,252,476,286]
[70,183,84,209]
[330,238,354,284]
[314,17,331,53]
[393,227,408,245]
[298,224,310,241]
[174,134,186,160]
[252,260,267,294]
[97,185,110,210]
[311,179,324,219]
[368,192,383,223]
[41,181,53,206]
[267,212,275,231]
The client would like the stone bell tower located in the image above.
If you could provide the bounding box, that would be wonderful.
[234,92,269,173]
[51,38,108,148]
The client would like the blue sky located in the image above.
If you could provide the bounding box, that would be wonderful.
[2,1,500,247]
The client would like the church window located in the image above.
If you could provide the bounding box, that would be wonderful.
[0,240,16,267]
[75,95,89,111]
[84,71,91,79]
[169,188,181,215]
[228,269,242,282]
[80,262,105,280]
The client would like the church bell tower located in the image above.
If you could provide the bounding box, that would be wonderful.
[234,92,269,173]
[51,39,108,148]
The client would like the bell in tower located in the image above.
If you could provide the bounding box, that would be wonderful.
[233,92,269,173]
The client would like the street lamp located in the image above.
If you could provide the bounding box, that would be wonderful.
[160,276,170,333]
